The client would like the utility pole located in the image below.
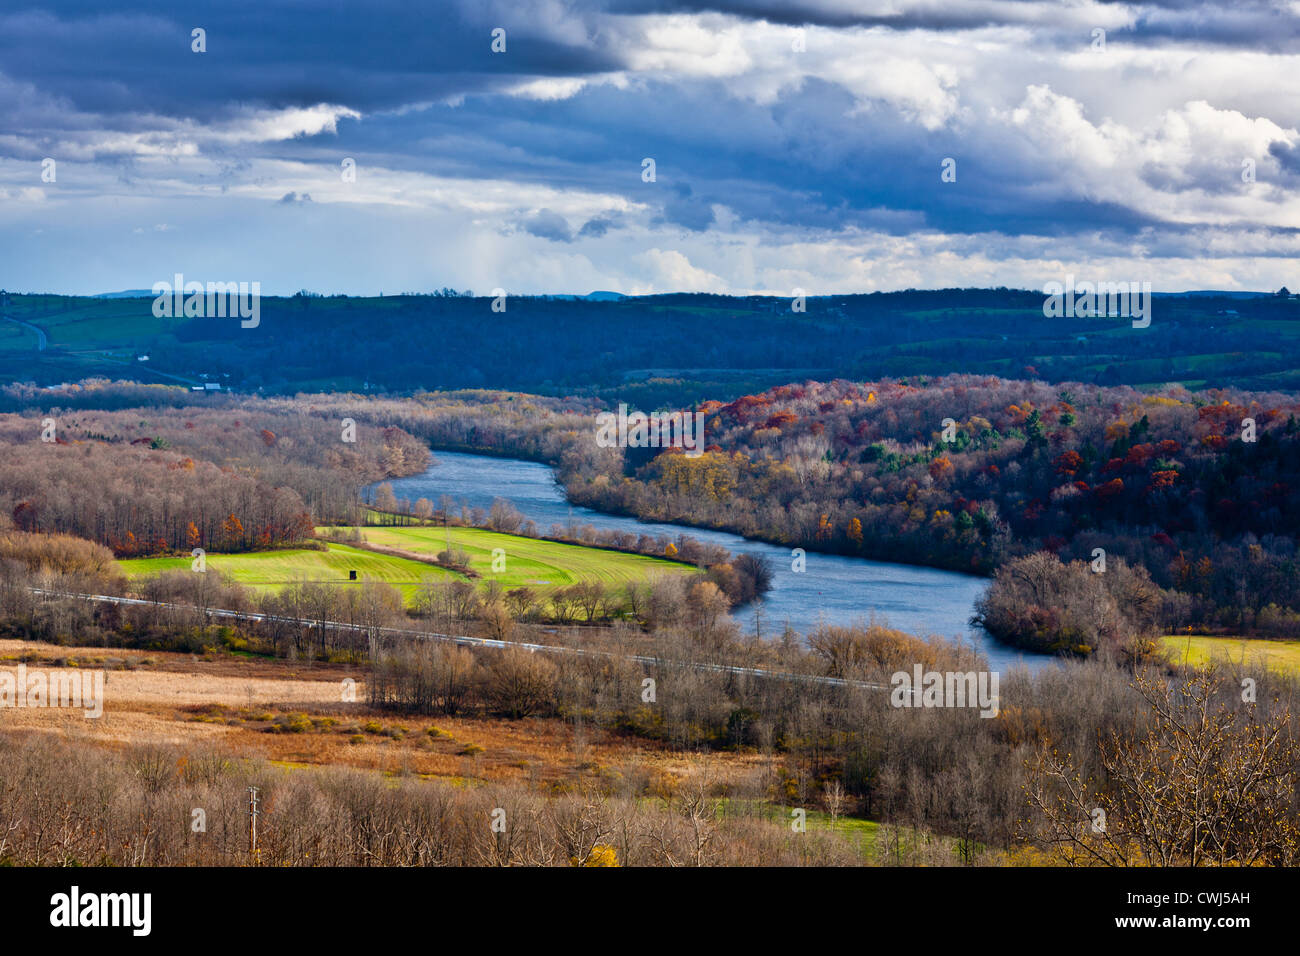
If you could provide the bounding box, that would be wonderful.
[247,786,260,864]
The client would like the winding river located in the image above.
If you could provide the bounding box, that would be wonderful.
[383,450,1050,672]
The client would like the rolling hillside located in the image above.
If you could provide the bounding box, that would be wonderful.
[327,524,701,596]
[117,529,698,608]
[3,289,1297,403]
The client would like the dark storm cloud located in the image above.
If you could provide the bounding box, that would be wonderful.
[578,214,622,238]
[657,183,715,231]
[7,0,1278,146]
[521,208,574,242]
[1271,141,1300,178]
[0,0,1294,296]
[354,74,1173,239]
[0,1,625,121]
[603,0,1300,49]
[605,0,1038,30]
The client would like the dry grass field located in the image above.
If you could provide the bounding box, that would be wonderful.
[0,638,762,792]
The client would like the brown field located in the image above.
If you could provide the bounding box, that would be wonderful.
[0,639,761,791]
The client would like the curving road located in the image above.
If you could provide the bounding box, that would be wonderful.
[2,314,47,350]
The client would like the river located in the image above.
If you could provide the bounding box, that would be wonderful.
[382,450,1050,672]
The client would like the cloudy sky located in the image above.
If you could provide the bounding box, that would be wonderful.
[0,0,1297,296]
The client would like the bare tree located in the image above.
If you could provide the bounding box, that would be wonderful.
[1026,669,1300,866]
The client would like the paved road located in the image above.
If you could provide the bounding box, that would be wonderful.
[30,588,889,692]
[2,314,47,350]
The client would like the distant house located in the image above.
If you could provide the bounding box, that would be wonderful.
[203,383,221,391]
[136,354,149,362]
[190,385,204,392]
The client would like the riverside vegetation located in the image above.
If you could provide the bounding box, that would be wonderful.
[2,378,1299,866]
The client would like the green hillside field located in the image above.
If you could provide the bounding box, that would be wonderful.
[118,529,698,609]
[318,524,701,597]
[117,542,453,604]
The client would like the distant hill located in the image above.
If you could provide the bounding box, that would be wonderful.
[1,288,1298,402]
[92,289,153,298]
[1154,290,1274,299]
[544,291,628,301]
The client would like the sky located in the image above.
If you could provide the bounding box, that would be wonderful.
[0,0,1297,296]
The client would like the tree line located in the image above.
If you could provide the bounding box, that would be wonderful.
[0,404,430,556]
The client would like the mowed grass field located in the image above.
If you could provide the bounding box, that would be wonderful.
[319,524,701,598]
[118,543,455,604]
[1160,635,1300,675]
[118,528,698,608]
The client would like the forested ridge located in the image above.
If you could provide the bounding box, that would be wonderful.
[572,377,1300,647]
[5,288,1300,403]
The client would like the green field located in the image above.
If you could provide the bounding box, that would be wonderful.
[1160,635,1300,675]
[4,295,170,350]
[319,523,700,597]
[118,527,697,607]
[118,542,454,602]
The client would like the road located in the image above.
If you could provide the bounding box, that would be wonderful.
[2,315,47,350]
[30,588,889,692]
[0,310,204,385]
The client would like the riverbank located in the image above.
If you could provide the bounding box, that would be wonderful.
[378,450,1053,672]
[425,441,996,580]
